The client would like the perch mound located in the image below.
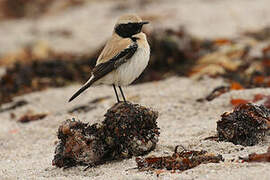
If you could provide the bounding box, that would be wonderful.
[52,102,159,168]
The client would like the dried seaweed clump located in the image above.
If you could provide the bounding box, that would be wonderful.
[0,58,94,105]
[52,102,159,168]
[217,103,270,146]
[240,146,270,162]
[136,146,223,171]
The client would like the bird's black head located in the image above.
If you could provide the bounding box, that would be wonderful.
[115,21,149,38]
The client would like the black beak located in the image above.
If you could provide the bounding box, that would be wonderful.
[140,21,149,25]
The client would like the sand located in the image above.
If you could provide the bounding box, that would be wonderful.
[1,76,270,179]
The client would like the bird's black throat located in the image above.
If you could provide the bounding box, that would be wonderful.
[115,22,143,38]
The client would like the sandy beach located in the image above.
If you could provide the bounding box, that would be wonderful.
[0,77,270,179]
[1,0,270,179]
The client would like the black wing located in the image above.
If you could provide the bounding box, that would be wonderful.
[92,42,138,80]
[68,42,138,102]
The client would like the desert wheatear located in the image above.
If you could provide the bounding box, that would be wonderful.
[69,14,150,103]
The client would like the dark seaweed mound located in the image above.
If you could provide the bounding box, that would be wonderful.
[52,102,159,168]
[217,103,270,146]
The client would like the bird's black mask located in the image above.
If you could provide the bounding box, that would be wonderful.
[115,22,148,38]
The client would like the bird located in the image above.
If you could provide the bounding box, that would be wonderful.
[68,14,150,103]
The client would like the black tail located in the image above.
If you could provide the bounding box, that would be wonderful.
[68,79,94,102]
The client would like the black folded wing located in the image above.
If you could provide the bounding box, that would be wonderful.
[68,42,138,102]
[92,42,138,81]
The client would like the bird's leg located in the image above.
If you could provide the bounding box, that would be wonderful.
[118,86,126,102]
[113,84,120,103]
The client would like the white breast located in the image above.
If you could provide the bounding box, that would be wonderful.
[95,34,150,86]
[114,44,150,86]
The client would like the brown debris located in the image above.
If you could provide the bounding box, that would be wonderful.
[217,103,270,146]
[263,96,270,109]
[10,112,16,119]
[136,145,223,172]
[146,28,214,81]
[198,82,245,102]
[0,100,28,113]
[189,28,270,89]
[252,94,270,109]
[205,86,230,101]
[0,55,97,105]
[230,82,244,90]
[230,94,270,108]
[18,112,47,123]
[244,27,270,41]
[52,102,159,168]
[240,146,270,162]
[230,99,249,107]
